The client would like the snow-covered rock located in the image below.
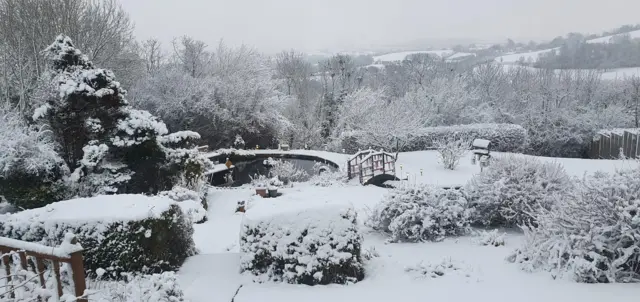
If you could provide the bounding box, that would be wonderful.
[240,205,364,285]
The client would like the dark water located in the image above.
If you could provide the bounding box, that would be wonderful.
[208,158,336,187]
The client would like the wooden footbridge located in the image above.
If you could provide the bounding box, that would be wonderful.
[347,149,399,185]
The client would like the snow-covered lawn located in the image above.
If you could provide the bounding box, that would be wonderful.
[179,150,640,302]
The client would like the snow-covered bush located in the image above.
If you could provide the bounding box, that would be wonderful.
[309,170,348,187]
[240,205,365,285]
[234,134,246,149]
[0,194,196,278]
[266,158,309,184]
[87,272,186,302]
[33,35,211,199]
[408,123,528,153]
[366,185,471,242]
[434,136,470,170]
[159,186,207,223]
[465,155,572,227]
[405,258,471,279]
[0,104,70,209]
[474,229,506,246]
[508,168,640,283]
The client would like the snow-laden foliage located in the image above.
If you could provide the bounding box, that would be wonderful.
[508,168,640,283]
[405,258,472,279]
[434,136,470,170]
[240,205,365,285]
[309,170,348,187]
[465,155,573,227]
[0,194,196,278]
[0,104,69,209]
[159,186,207,223]
[87,272,186,302]
[367,185,472,242]
[266,158,309,184]
[233,134,246,149]
[32,35,211,200]
[474,229,506,246]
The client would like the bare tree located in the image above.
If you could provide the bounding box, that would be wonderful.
[625,76,640,127]
[172,36,210,78]
[141,39,165,74]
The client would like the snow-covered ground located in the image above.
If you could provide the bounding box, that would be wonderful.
[373,50,454,62]
[179,150,640,302]
[586,29,640,44]
[495,48,559,64]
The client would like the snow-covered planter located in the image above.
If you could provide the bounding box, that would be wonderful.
[508,169,640,283]
[366,185,472,242]
[240,205,365,285]
[465,155,572,227]
[0,194,196,278]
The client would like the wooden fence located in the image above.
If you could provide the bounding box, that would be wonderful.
[590,130,640,159]
[0,235,86,302]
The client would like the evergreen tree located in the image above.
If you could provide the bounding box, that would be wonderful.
[33,35,210,197]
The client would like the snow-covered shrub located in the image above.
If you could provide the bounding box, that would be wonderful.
[508,168,640,283]
[405,258,470,279]
[159,186,207,223]
[474,229,506,247]
[87,272,186,302]
[33,35,211,199]
[0,104,70,209]
[366,185,471,242]
[309,171,348,187]
[408,123,528,153]
[434,136,470,170]
[465,155,572,227]
[266,158,309,184]
[234,134,246,149]
[0,194,196,278]
[240,205,365,285]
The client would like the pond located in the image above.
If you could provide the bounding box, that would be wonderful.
[207,157,337,187]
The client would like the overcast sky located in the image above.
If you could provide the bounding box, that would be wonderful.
[118,0,639,53]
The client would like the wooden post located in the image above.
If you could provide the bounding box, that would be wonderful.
[18,251,28,270]
[35,258,46,289]
[2,251,15,299]
[52,260,63,297]
[69,250,87,302]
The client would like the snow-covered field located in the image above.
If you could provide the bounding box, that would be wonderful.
[373,50,454,62]
[495,48,559,64]
[586,29,640,44]
[179,150,640,302]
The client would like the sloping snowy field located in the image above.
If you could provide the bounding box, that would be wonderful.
[179,150,640,302]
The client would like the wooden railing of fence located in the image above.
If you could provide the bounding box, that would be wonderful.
[0,235,86,302]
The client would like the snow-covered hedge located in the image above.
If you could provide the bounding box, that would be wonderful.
[87,272,187,302]
[366,185,471,242]
[508,169,640,283]
[240,205,365,285]
[340,123,527,153]
[0,195,196,278]
[465,155,572,227]
[265,158,309,184]
[407,124,527,152]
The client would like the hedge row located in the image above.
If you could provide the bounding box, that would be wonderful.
[0,195,196,279]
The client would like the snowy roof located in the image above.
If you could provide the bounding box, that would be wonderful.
[472,139,491,149]
[2,194,176,225]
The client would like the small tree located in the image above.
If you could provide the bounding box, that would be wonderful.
[233,134,246,149]
[434,136,470,170]
[33,35,211,197]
